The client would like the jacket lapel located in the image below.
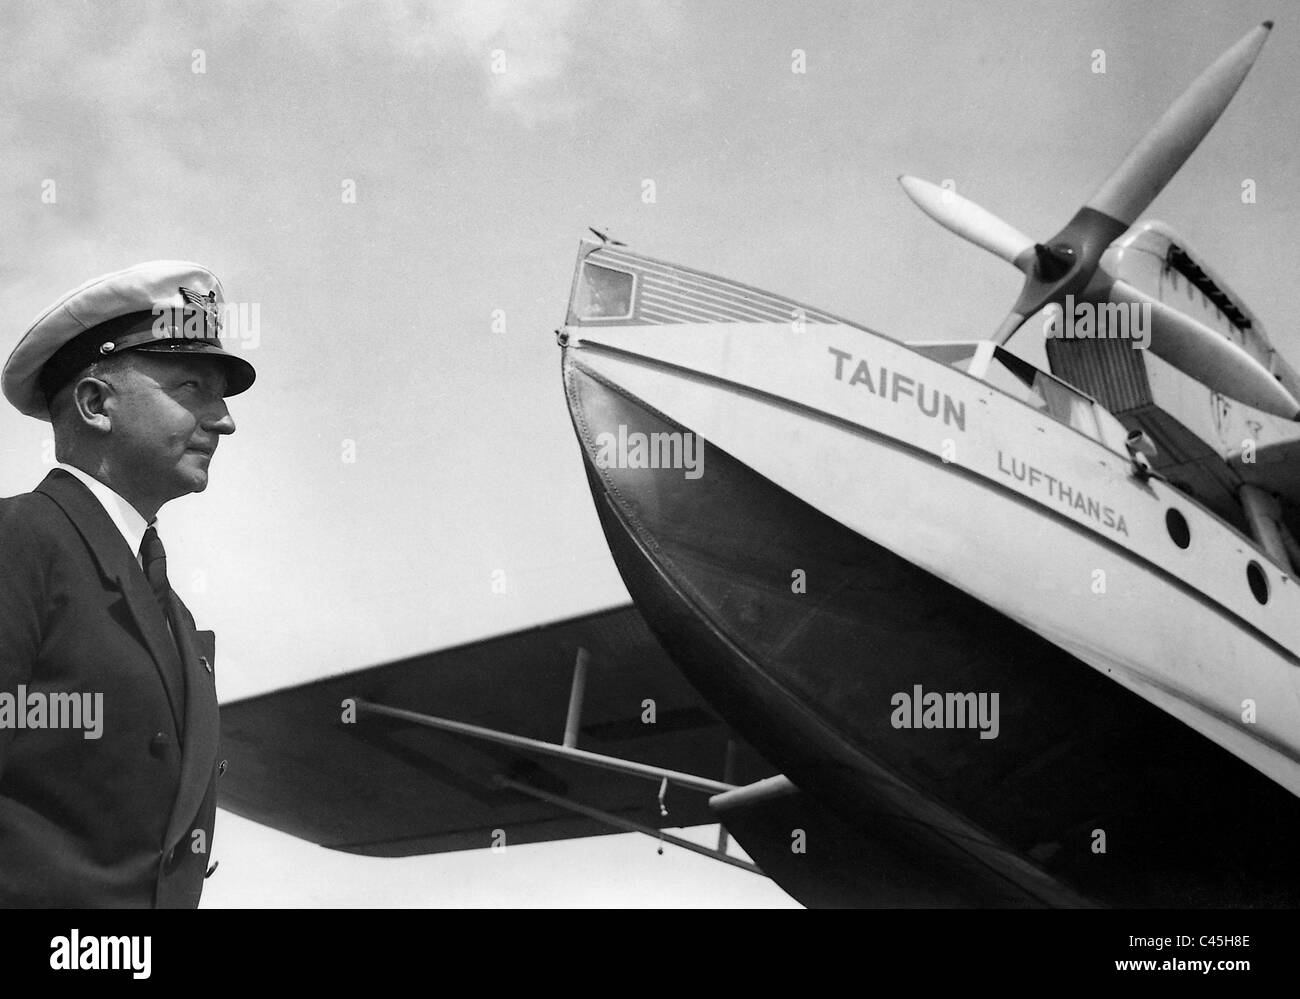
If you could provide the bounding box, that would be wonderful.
[162,592,220,854]
[36,469,186,730]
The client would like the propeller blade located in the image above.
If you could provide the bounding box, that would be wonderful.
[898,175,1036,270]
[1086,21,1272,227]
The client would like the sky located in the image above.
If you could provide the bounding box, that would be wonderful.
[1,0,1297,907]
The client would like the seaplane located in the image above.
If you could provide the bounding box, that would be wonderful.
[221,22,1300,906]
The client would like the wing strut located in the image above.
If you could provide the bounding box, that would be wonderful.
[352,697,738,794]
[494,776,763,876]
[352,697,770,874]
[717,739,737,854]
[562,647,590,749]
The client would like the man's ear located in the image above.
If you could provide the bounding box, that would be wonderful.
[72,376,115,434]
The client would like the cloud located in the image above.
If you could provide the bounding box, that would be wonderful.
[365,0,686,127]
[0,3,203,317]
[375,0,586,125]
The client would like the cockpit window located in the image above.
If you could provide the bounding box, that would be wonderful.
[985,347,1102,439]
[910,340,1115,449]
[576,262,635,320]
[1036,372,1101,438]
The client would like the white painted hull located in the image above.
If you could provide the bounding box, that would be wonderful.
[567,318,1300,802]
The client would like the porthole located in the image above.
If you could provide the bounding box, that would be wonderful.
[1247,561,1269,605]
[1165,509,1191,549]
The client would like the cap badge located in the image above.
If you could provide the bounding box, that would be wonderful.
[178,286,222,337]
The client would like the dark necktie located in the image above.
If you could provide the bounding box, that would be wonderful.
[140,524,188,722]
[140,525,172,618]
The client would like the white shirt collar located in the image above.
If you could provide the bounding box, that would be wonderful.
[56,462,152,560]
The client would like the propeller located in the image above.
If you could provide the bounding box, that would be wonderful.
[898,176,1035,270]
[900,21,1272,345]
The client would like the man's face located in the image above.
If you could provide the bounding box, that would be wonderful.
[101,352,236,508]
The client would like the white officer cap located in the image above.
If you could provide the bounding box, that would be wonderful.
[3,260,256,421]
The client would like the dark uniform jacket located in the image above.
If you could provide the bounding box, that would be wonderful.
[0,469,219,907]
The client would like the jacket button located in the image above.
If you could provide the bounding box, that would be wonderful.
[217,759,228,777]
[150,732,171,758]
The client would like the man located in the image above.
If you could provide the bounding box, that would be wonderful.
[0,261,255,907]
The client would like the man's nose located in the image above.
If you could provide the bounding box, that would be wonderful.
[205,399,237,435]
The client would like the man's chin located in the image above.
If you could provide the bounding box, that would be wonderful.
[175,460,211,494]
[180,452,215,491]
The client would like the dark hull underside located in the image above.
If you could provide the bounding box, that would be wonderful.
[565,354,1300,907]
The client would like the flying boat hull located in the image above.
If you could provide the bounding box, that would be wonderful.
[561,241,1300,906]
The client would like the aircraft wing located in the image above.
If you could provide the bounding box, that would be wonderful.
[218,605,776,857]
